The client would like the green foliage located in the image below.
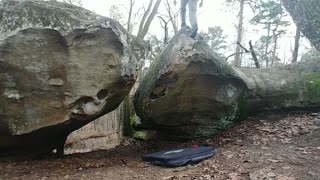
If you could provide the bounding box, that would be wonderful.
[199,26,227,55]
[250,0,290,29]
[250,0,291,67]
[252,36,271,66]
[304,73,320,103]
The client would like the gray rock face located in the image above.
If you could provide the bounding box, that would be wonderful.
[0,0,137,156]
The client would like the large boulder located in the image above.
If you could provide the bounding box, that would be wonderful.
[134,31,320,139]
[0,0,138,156]
[134,32,247,138]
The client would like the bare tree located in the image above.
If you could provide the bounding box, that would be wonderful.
[234,0,245,67]
[137,0,162,39]
[158,16,170,44]
[127,0,135,33]
[164,0,179,34]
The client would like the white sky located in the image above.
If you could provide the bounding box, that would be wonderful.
[82,0,236,37]
[81,0,312,65]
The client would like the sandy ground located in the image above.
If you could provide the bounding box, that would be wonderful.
[1,111,320,180]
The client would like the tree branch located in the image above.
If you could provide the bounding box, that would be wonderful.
[249,40,260,68]
[164,0,178,33]
[137,0,162,39]
[227,41,260,68]
[137,0,154,37]
[237,41,250,53]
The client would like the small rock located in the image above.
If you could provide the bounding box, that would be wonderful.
[48,78,64,86]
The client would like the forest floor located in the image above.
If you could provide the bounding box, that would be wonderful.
[1,111,320,180]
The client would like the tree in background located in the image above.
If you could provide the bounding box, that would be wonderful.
[137,0,162,39]
[233,0,244,67]
[156,0,179,44]
[163,0,179,34]
[199,26,228,56]
[253,35,272,67]
[112,0,164,138]
[250,0,290,67]
[291,27,301,63]
[225,0,254,67]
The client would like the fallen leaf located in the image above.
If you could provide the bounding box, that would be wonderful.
[267,172,277,177]
[275,175,295,180]
[267,159,280,163]
[282,166,291,170]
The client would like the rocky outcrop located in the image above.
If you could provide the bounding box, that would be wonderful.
[134,31,320,139]
[282,0,320,51]
[0,0,138,156]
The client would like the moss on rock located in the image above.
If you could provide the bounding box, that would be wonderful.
[304,73,320,103]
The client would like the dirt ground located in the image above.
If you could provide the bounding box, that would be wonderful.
[1,111,320,180]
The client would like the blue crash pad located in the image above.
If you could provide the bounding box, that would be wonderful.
[142,145,215,167]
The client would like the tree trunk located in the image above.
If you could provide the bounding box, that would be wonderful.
[119,96,133,137]
[265,23,271,67]
[127,0,134,33]
[234,0,245,67]
[282,0,320,51]
[271,31,278,66]
[137,0,154,37]
[164,0,178,34]
[137,0,162,39]
[134,32,320,139]
[292,26,301,63]
[159,16,169,44]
